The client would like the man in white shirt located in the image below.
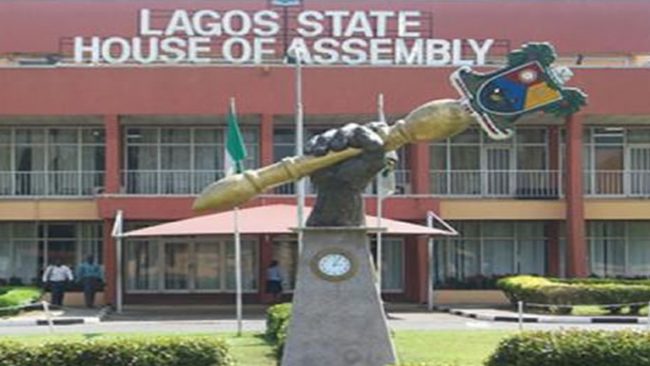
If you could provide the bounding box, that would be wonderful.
[42,259,74,306]
[266,260,284,304]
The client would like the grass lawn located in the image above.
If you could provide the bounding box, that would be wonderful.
[571,305,649,316]
[0,330,512,366]
[394,330,512,366]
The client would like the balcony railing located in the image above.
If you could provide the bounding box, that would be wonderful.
[429,170,563,198]
[272,169,412,195]
[0,171,105,196]
[123,170,224,194]
[584,170,650,197]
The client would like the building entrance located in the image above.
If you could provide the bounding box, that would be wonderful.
[126,238,258,293]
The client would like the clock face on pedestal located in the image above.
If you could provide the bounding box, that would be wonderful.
[310,249,357,282]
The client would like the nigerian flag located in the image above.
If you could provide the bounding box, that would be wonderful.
[225,98,248,176]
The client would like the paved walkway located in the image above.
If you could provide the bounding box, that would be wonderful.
[0,305,109,326]
[2,304,649,335]
[2,308,649,335]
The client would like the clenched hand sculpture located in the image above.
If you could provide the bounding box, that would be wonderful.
[192,43,587,225]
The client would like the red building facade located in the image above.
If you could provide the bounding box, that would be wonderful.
[1,0,650,305]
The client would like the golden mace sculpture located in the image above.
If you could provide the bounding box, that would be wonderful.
[193,99,474,212]
[193,43,586,212]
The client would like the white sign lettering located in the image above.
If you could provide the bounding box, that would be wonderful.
[73,9,495,66]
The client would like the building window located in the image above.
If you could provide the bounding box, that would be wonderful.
[429,128,557,198]
[370,237,405,291]
[271,236,299,290]
[125,237,258,292]
[587,221,650,277]
[124,125,259,194]
[0,222,103,286]
[435,221,547,287]
[0,126,104,196]
[126,240,160,291]
[628,222,650,276]
[272,125,411,195]
[581,127,650,197]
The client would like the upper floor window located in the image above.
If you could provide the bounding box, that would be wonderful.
[429,128,557,198]
[0,126,104,196]
[123,125,259,194]
[581,127,650,196]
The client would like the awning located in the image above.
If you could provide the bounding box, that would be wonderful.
[122,204,452,237]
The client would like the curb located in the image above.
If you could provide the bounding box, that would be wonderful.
[97,305,112,321]
[442,307,649,324]
[0,306,111,327]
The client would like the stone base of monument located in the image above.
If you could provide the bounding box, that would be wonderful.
[281,227,397,366]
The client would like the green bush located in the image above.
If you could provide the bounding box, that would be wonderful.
[265,303,292,342]
[0,286,42,316]
[0,336,234,366]
[487,330,650,366]
[265,303,292,359]
[497,276,650,313]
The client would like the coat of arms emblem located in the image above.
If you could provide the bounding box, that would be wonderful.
[452,42,587,139]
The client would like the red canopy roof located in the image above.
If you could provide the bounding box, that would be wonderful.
[122,204,451,237]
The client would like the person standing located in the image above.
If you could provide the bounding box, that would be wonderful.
[42,259,74,307]
[76,255,104,308]
[266,260,284,304]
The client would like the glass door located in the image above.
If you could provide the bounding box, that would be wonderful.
[629,147,650,196]
[485,147,512,196]
[164,242,191,290]
[194,242,220,290]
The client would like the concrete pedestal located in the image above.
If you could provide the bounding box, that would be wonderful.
[281,227,397,366]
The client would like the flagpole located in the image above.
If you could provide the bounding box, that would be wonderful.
[294,48,305,254]
[111,210,124,314]
[376,93,385,295]
[229,97,244,337]
[234,206,243,336]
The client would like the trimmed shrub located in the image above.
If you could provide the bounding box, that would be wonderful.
[265,303,292,342]
[265,303,292,359]
[497,275,650,313]
[0,336,234,366]
[0,286,42,316]
[487,330,650,366]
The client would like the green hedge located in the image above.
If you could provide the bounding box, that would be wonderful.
[487,330,650,366]
[265,303,292,358]
[0,336,234,366]
[497,276,650,314]
[0,287,42,316]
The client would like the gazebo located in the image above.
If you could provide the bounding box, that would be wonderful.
[114,204,452,309]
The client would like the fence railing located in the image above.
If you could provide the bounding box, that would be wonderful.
[429,170,563,198]
[6,169,649,198]
[584,170,650,197]
[272,169,412,195]
[123,170,224,194]
[0,171,104,196]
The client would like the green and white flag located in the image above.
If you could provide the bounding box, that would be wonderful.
[224,97,248,176]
